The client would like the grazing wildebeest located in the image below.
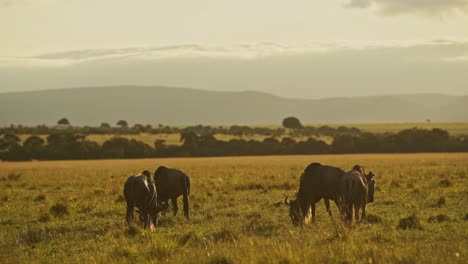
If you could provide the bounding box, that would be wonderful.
[341,165,376,224]
[285,162,346,226]
[153,166,190,219]
[123,170,164,230]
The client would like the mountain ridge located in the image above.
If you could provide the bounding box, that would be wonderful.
[0,86,466,125]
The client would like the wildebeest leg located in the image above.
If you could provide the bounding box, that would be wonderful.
[311,203,316,223]
[183,192,190,219]
[141,210,149,228]
[360,194,367,221]
[171,197,179,216]
[152,214,159,227]
[361,204,366,221]
[324,198,332,216]
[345,202,353,224]
[354,203,360,223]
[160,200,168,216]
[126,204,134,225]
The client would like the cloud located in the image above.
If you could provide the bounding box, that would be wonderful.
[1,42,351,67]
[3,40,465,68]
[0,40,467,98]
[344,0,468,16]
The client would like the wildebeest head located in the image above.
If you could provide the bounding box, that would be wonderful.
[352,164,365,175]
[284,196,302,226]
[366,171,375,203]
[142,170,151,178]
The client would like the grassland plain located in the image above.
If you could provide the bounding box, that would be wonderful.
[0,154,467,263]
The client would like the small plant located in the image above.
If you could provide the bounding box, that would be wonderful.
[207,256,233,264]
[125,225,141,237]
[38,207,50,222]
[390,180,400,188]
[21,226,47,246]
[149,240,176,261]
[428,214,450,223]
[210,228,237,243]
[7,173,22,181]
[1,194,9,202]
[435,197,446,207]
[34,194,46,202]
[243,218,275,237]
[111,246,137,259]
[398,214,422,230]
[439,179,451,187]
[93,188,106,195]
[365,214,383,224]
[178,231,204,246]
[50,203,69,218]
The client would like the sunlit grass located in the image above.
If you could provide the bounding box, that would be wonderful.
[0,153,467,263]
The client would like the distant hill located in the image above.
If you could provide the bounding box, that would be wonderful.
[0,86,466,125]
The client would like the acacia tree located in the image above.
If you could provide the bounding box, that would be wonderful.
[282,117,303,130]
[116,120,128,128]
[100,122,111,128]
[57,118,70,126]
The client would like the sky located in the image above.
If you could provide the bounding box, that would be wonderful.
[1,0,467,98]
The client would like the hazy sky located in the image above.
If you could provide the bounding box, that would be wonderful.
[1,0,467,97]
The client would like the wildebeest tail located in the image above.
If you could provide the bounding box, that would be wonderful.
[181,174,190,219]
[186,175,191,196]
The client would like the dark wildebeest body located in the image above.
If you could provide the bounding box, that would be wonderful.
[123,171,161,230]
[285,162,345,226]
[154,166,190,219]
[341,165,376,224]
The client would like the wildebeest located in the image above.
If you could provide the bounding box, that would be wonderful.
[285,162,345,226]
[153,166,190,219]
[341,165,375,224]
[123,170,164,230]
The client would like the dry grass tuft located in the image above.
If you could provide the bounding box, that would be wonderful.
[439,179,452,187]
[398,214,422,230]
[34,194,46,202]
[428,214,450,223]
[50,203,69,218]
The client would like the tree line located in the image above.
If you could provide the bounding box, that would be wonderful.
[0,117,360,137]
[1,128,467,161]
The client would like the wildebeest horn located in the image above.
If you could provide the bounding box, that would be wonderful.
[284,196,291,205]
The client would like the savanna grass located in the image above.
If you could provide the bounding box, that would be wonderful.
[0,153,467,263]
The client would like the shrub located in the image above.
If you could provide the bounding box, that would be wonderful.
[398,214,422,230]
[34,194,46,202]
[365,214,383,224]
[435,197,446,207]
[428,214,450,223]
[38,204,51,222]
[7,173,21,181]
[125,225,141,237]
[439,179,451,187]
[21,226,47,246]
[50,203,69,218]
